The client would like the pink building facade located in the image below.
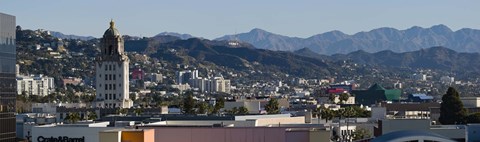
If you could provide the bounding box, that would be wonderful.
[138,127,329,142]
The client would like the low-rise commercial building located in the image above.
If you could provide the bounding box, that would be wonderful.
[352,83,401,106]
[31,122,122,142]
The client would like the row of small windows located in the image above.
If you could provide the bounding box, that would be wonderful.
[103,83,121,90]
[105,74,116,80]
[99,103,117,108]
[105,64,116,71]
[98,93,121,100]
[99,74,121,81]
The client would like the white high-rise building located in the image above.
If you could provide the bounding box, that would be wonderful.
[206,74,231,94]
[94,20,132,108]
[16,75,54,96]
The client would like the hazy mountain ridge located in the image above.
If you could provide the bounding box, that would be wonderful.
[155,32,196,40]
[49,31,96,40]
[215,25,480,55]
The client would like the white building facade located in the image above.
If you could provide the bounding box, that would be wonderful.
[206,74,231,94]
[16,75,54,96]
[94,20,132,108]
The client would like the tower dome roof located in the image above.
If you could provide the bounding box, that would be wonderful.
[103,19,120,37]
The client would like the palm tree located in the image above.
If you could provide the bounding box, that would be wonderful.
[65,112,80,123]
[320,108,334,123]
[328,94,336,103]
[134,108,143,116]
[339,93,350,104]
[87,111,97,120]
[238,106,249,115]
[117,108,128,115]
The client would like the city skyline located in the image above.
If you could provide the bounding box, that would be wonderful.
[1,0,480,39]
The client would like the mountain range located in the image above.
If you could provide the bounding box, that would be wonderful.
[50,25,480,55]
[216,25,480,55]
[154,32,196,40]
[49,31,95,40]
[123,35,480,77]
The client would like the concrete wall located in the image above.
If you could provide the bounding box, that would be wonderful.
[224,101,261,114]
[380,119,465,140]
[143,129,155,142]
[99,131,121,142]
[235,114,291,121]
[150,120,257,127]
[461,97,480,108]
[255,117,305,126]
[285,131,308,142]
[122,131,145,142]
[467,124,480,142]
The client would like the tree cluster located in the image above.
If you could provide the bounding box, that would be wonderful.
[313,106,371,123]
[439,87,479,124]
[181,91,226,115]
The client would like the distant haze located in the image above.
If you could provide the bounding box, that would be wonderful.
[1,0,479,39]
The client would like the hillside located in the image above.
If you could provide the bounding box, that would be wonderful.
[142,38,333,77]
[331,46,480,73]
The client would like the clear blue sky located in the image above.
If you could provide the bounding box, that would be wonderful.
[1,0,479,39]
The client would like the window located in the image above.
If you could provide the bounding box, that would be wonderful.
[113,94,116,100]
[119,84,121,87]
[109,65,112,71]
[105,75,108,80]
[104,94,107,100]
[113,65,116,70]
[113,85,116,90]
[109,74,112,80]
[109,84,112,90]
[119,93,122,98]
[105,65,107,71]
[119,74,121,77]
[99,74,101,77]
[105,84,108,90]
[99,84,102,87]
[113,75,116,80]
[109,94,112,100]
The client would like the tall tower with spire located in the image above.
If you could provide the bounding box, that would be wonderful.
[94,20,132,108]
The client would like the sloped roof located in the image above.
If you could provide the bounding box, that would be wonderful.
[368,83,386,91]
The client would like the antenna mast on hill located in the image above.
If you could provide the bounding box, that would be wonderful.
[228,29,240,47]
